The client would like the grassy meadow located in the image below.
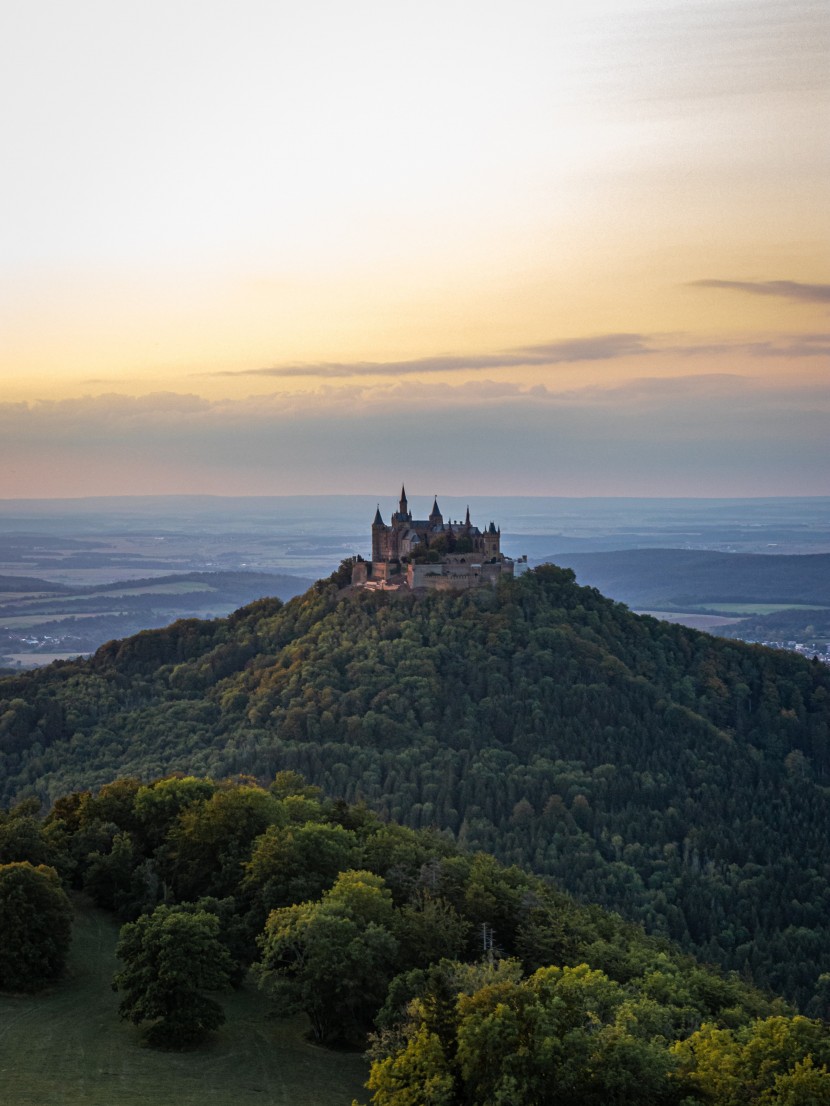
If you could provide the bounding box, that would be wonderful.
[0,903,368,1106]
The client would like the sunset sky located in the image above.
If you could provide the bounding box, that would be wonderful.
[1,0,827,498]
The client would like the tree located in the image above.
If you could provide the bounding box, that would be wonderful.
[672,1016,830,1106]
[243,819,362,936]
[113,904,232,1047]
[363,962,682,1106]
[0,862,73,992]
[165,783,285,900]
[256,869,399,1044]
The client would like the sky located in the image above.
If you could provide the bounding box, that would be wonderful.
[1,0,828,498]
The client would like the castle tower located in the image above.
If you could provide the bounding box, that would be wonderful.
[483,520,500,559]
[429,495,443,527]
[372,506,387,561]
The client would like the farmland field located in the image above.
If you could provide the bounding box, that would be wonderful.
[0,902,368,1106]
[690,603,830,616]
[634,610,745,630]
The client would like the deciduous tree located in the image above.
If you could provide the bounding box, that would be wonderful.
[113,904,232,1047]
[0,861,72,992]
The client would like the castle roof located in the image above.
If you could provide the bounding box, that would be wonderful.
[373,506,384,526]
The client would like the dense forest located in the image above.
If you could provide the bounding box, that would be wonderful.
[1,566,829,1012]
[3,773,829,1104]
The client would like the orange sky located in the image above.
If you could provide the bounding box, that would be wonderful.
[1,0,827,496]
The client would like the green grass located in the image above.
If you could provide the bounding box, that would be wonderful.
[689,603,830,615]
[0,613,123,629]
[0,902,368,1106]
[69,582,218,600]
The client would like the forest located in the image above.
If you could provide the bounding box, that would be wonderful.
[2,772,829,1104]
[0,565,829,1014]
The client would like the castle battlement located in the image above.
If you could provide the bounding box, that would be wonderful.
[351,486,514,591]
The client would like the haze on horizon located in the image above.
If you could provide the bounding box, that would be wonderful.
[1,0,827,499]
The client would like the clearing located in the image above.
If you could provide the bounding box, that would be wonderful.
[0,902,368,1106]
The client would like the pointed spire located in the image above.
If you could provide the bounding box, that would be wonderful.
[373,505,384,527]
[465,505,471,527]
[399,484,408,516]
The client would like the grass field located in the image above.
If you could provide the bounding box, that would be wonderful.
[4,653,91,667]
[90,582,219,597]
[689,603,830,616]
[635,611,745,630]
[0,613,123,630]
[0,903,368,1106]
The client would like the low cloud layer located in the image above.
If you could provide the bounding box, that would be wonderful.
[689,280,830,304]
[2,374,827,498]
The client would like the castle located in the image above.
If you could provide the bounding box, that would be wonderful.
[351,486,516,591]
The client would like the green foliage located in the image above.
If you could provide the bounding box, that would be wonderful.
[244,820,362,921]
[0,901,368,1105]
[0,861,73,992]
[164,783,286,900]
[2,565,829,1012]
[114,904,233,1046]
[256,870,400,1045]
[672,1015,830,1105]
[366,962,684,1106]
[1,764,804,1103]
[364,966,830,1106]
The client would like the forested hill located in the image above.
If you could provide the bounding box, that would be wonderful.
[2,566,830,1008]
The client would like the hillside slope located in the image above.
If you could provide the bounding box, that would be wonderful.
[544,549,830,608]
[1,567,829,1007]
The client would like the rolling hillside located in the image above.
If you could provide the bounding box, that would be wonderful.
[543,549,830,609]
[0,570,313,668]
[1,566,829,1008]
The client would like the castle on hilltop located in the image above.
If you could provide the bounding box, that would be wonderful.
[351,486,518,591]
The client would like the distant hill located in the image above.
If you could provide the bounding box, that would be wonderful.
[0,570,314,667]
[0,575,70,593]
[538,549,830,609]
[1,566,829,1009]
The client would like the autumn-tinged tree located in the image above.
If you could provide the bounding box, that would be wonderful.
[0,862,72,992]
[672,1015,830,1105]
[114,905,232,1047]
[363,962,684,1106]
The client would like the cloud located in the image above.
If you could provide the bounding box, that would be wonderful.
[197,330,830,385]
[2,369,827,501]
[689,280,830,304]
[200,334,656,380]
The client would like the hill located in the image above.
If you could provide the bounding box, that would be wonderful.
[1,566,829,1008]
[543,548,830,653]
[542,549,830,609]
[6,775,819,1104]
[0,570,313,668]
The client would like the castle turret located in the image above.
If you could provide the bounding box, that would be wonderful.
[372,505,387,561]
[429,495,443,527]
